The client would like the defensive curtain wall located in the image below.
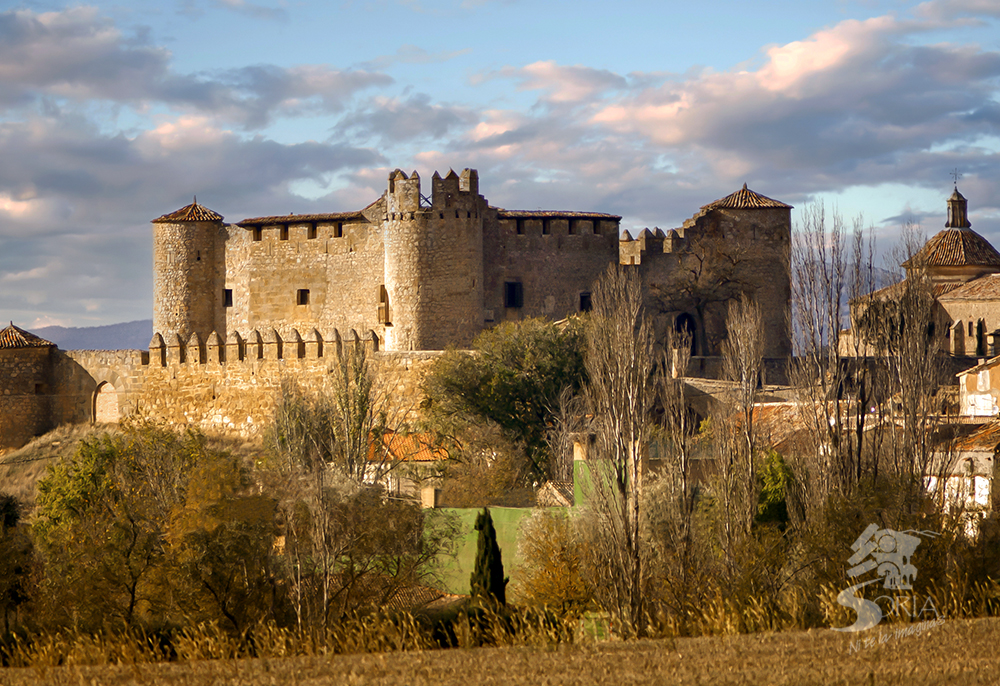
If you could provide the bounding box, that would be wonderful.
[1,169,793,451]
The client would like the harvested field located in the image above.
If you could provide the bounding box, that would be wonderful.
[4,616,998,686]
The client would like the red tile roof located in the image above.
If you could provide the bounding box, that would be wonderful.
[954,421,1000,452]
[937,274,1000,301]
[904,228,1000,268]
[370,431,449,462]
[152,201,224,223]
[702,184,792,210]
[0,323,54,349]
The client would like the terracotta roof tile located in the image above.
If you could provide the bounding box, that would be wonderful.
[702,184,792,210]
[152,201,223,223]
[938,274,1000,301]
[237,211,366,226]
[370,431,448,462]
[0,323,54,349]
[904,228,1000,268]
[954,421,1000,452]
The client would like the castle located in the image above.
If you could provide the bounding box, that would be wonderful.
[0,168,793,452]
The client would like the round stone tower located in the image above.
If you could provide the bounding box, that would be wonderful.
[383,169,485,350]
[151,200,225,343]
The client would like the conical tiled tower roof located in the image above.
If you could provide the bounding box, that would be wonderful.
[152,199,223,223]
[905,228,1000,268]
[0,322,55,349]
[702,183,792,210]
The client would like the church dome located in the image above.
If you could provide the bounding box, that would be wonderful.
[904,227,1000,268]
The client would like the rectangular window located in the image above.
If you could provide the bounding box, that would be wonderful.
[297,289,309,305]
[377,285,391,325]
[542,219,550,235]
[334,222,344,238]
[504,282,523,309]
[579,292,592,312]
[568,220,576,235]
[516,219,524,235]
[280,226,289,241]
[223,289,233,307]
[307,224,317,239]
[593,220,601,235]
[252,228,262,242]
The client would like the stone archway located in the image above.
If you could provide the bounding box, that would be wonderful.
[94,382,120,424]
[675,313,698,356]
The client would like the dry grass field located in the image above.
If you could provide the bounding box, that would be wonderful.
[3,616,999,686]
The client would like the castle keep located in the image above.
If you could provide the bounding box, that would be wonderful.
[0,169,793,451]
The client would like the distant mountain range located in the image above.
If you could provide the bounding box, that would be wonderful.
[34,320,153,351]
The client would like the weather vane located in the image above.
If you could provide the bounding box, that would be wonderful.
[951,168,963,186]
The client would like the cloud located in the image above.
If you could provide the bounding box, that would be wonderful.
[339,94,479,143]
[0,7,392,127]
[359,44,471,71]
[0,112,384,325]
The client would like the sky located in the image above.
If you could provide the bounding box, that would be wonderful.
[1,0,999,329]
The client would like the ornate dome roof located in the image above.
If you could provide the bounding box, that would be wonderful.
[905,228,1000,268]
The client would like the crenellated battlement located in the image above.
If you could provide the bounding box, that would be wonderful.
[620,227,683,265]
[146,328,380,368]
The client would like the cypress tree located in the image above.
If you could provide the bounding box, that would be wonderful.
[471,507,508,606]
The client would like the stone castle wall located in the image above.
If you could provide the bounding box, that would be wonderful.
[25,338,444,445]
[0,347,53,450]
[224,215,386,345]
[483,213,619,324]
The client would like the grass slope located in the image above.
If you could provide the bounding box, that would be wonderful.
[4,616,998,685]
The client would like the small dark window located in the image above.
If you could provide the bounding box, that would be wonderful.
[516,219,524,235]
[542,219,550,235]
[297,289,309,305]
[334,222,344,238]
[378,285,391,325]
[252,228,262,242]
[504,282,523,309]
[224,289,233,307]
[579,292,592,312]
[568,220,576,235]
[35,383,44,395]
[308,224,317,239]
[593,220,601,235]
[280,226,289,241]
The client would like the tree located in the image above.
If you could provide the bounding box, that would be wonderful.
[716,295,765,550]
[470,508,507,607]
[582,265,655,636]
[0,494,31,635]
[32,422,198,630]
[425,317,587,479]
[268,340,405,485]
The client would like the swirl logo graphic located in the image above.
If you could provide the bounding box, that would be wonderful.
[833,523,937,633]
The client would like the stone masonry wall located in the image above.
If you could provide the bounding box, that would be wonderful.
[482,212,619,325]
[0,347,53,450]
[223,215,386,346]
[48,340,444,441]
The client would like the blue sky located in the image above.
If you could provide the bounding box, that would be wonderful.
[2,0,999,328]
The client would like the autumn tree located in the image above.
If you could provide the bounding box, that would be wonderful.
[582,265,655,636]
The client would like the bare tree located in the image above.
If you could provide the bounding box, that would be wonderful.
[583,265,655,636]
[717,295,765,550]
